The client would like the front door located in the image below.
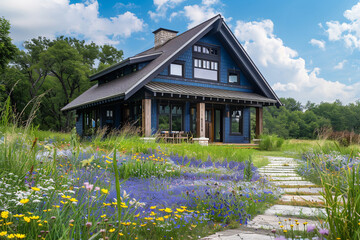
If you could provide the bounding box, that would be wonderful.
[214,109,223,142]
[205,109,213,142]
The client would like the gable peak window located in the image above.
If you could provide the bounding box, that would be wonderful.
[193,44,218,56]
[169,63,183,77]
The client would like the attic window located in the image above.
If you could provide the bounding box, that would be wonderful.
[169,63,183,77]
[193,44,218,56]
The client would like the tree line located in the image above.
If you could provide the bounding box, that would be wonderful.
[261,98,360,139]
[0,17,123,131]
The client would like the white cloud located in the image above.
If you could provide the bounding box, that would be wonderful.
[325,2,360,49]
[334,60,347,70]
[309,39,326,50]
[234,19,360,104]
[148,0,185,21]
[0,0,145,45]
[183,0,231,29]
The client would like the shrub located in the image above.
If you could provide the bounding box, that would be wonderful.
[258,134,284,151]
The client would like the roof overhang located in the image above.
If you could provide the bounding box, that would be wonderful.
[89,51,163,82]
[145,82,277,106]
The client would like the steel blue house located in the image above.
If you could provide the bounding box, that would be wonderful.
[62,15,281,144]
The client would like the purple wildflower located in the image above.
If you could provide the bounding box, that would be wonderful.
[307,224,316,232]
[319,228,329,235]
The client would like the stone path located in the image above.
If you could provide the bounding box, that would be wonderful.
[203,156,326,240]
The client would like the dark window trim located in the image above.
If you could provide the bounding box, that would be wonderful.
[168,60,185,78]
[229,106,244,136]
[192,42,221,60]
[227,69,241,85]
[157,101,185,132]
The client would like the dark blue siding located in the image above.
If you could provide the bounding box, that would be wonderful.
[151,99,157,134]
[223,106,250,143]
[114,104,121,128]
[76,112,83,136]
[138,61,150,70]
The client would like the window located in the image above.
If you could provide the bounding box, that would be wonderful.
[228,72,239,84]
[170,63,183,77]
[158,104,183,132]
[194,58,218,81]
[106,110,113,118]
[193,44,218,56]
[230,108,243,135]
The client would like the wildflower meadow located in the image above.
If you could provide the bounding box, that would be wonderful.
[0,127,280,239]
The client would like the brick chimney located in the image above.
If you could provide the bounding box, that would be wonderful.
[153,28,178,48]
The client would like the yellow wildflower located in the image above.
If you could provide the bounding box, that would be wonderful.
[109,228,115,233]
[69,198,78,202]
[1,211,9,219]
[101,189,109,194]
[7,234,15,239]
[283,230,287,233]
[29,216,39,220]
[20,199,30,204]
[119,233,124,236]
[101,214,107,218]
[134,213,140,218]
[150,206,156,209]
[164,208,172,213]
[156,217,164,221]
[140,223,147,227]
[61,195,71,199]
[23,217,30,223]
[175,214,182,218]
[0,231,7,236]
[13,214,24,218]
[150,211,156,216]
[31,187,40,191]
[191,224,197,228]
[14,234,26,239]
[103,203,111,207]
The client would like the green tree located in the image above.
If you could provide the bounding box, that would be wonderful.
[0,17,17,72]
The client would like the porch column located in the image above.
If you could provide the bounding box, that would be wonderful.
[142,99,152,137]
[255,107,263,138]
[196,102,205,138]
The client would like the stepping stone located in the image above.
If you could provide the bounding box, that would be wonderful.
[202,229,273,240]
[279,195,325,203]
[283,188,323,194]
[260,173,299,177]
[247,214,320,230]
[272,180,316,186]
[259,169,297,173]
[269,176,304,181]
[264,204,326,218]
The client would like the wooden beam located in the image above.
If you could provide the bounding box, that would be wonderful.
[142,99,152,137]
[196,102,205,138]
[255,107,263,138]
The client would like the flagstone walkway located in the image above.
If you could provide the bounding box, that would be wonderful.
[203,156,326,240]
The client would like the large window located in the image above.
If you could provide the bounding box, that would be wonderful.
[194,58,218,81]
[170,63,183,77]
[158,103,183,132]
[83,109,100,135]
[193,45,218,56]
[230,107,243,135]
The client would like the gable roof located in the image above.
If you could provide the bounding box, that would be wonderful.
[62,15,281,112]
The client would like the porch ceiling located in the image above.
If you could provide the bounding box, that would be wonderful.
[145,82,277,105]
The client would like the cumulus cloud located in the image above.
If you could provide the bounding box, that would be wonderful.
[334,60,347,70]
[0,0,145,45]
[309,39,326,50]
[148,0,185,21]
[234,19,360,103]
[325,2,360,49]
[183,0,230,29]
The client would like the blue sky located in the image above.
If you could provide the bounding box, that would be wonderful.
[1,0,360,104]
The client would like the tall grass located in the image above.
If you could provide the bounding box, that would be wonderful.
[258,134,284,151]
[311,152,360,239]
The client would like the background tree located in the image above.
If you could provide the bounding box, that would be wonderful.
[0,17,17,72]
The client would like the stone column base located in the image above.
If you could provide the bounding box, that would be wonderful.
[193,137,209,146]
[140,137,156,143]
